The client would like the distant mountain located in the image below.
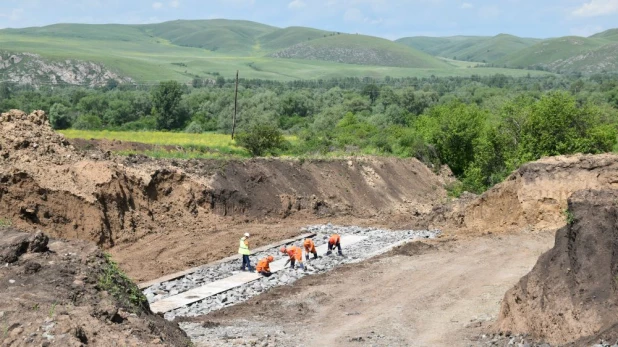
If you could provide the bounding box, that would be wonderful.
[270,34,450,68]
[396,34,540,62]
[591,28,618,42]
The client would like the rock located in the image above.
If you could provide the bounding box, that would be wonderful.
[28,231,49,253]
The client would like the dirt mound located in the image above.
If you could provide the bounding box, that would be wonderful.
[0,109,449,281]
[0,227,190,346]
[427,154,618,235]
[495,189,618,345]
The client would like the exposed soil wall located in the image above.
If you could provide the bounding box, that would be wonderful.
[496,189,618,344]
[430,154,618,234]
[0,110,448,251]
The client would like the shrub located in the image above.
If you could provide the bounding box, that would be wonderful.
[184,121,204,134]
[235,123,286,157]
[73,114,103,130]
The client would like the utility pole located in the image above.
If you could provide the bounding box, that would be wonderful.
[231,70,239,140]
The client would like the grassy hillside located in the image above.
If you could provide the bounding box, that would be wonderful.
[140,19,277,54]
[270,34,451,68]
[592,29,618,42]
[259,26,334,51]
[396,34,540,62]
[0,19,557,83]
[496,36,609,70]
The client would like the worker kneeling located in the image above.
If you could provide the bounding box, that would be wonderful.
[303,238,318,261]
[256,255,274,277]
[280,246,305,271]
[326,234,343,256]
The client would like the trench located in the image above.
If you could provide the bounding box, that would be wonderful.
[141,224,440,323]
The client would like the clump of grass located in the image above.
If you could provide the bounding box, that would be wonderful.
[49,302,57,318]
[0,218,12,227]
[98,253,148,313]
[564,209,575,225]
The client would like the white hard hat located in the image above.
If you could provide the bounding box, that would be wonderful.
[244,233,250,237]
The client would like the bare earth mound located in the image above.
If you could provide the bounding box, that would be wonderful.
[496,189,618,345]
[0,228,190,346]
[429,154,618,235]
[0,109,448,281]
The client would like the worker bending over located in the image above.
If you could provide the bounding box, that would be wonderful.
[280,246,305,270]
[238,232,252,271]
[303,238,318,261]
[326,234,343,256]
[256,255,274,277]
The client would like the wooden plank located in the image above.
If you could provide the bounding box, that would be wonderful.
[150,235,367,313]
[138,232,316,289]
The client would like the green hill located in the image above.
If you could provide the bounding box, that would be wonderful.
[270,34,451,68]
[496,36,609,70]
[591,29,618,42]
[259,26,335,51]
[396,34,540,62]
[140,19,277,54]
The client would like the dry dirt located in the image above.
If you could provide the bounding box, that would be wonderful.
[0,109,449,282]
[423,154,618,236]
[496,189,618,345]
[179,231,555,346]
[0,227,190,347]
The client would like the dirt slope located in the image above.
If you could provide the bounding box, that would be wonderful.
[0,109,448,281]
[177,232,554,346]
[0,228,190,346]
[496,189,618,345]
[427,154,618,235]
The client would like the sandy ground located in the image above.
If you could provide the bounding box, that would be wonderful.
[184,231,554,346]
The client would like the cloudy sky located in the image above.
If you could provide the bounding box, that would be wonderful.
[1,0,617,39]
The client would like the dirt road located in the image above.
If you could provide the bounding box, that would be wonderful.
[182,231,554,346]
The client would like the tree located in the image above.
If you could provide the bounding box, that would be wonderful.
[362,84,380,104]
[216,76,226,88]
[49,103,74,129]
[151,81,187,130]
[192,78,204,88]
[235,123,286,157]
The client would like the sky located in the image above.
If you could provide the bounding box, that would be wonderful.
[1,0,618,39]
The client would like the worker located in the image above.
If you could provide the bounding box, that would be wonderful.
[303,238,318,261]
[280,246,305,270]
[326,234,343,256]
[238,232,252,271]
[255,255,274,277]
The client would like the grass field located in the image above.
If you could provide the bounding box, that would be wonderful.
[60,130,300,159]
[0,20,556,83]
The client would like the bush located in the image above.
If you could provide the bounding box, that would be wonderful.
[235,123,286,157]
[73,114,103,130]
[184,121,204,134]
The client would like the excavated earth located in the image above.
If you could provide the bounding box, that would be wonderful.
[0,228,190,346]
[0,109,450,283]
[495,189,618,346]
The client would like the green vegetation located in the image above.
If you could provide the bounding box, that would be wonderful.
[270,34,451,68]
[235,123,287,156]
[0,218,12,227]
[397,34,541,63]
[564,209,575,225]
[4,71,618,194]
[0,20,559,84]
[98,253,148,313]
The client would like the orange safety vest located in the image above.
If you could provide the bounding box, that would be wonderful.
[286,246,303,261]
[303,239,316,253]
[256,258,271,272]
[329,234,341,245]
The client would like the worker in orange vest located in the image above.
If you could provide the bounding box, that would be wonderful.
[280,246,305,270]
[255,255,274,277]
[303,238,318,261]
[326,234,343,256]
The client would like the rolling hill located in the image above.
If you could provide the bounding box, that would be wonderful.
[269,34,451,68]
[396,34,540,62]
[496,36,611,71]
[0,19,566,84]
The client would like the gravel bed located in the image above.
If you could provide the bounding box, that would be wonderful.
[160,224,439,320]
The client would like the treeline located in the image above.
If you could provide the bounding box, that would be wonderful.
[1,73,617,194]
